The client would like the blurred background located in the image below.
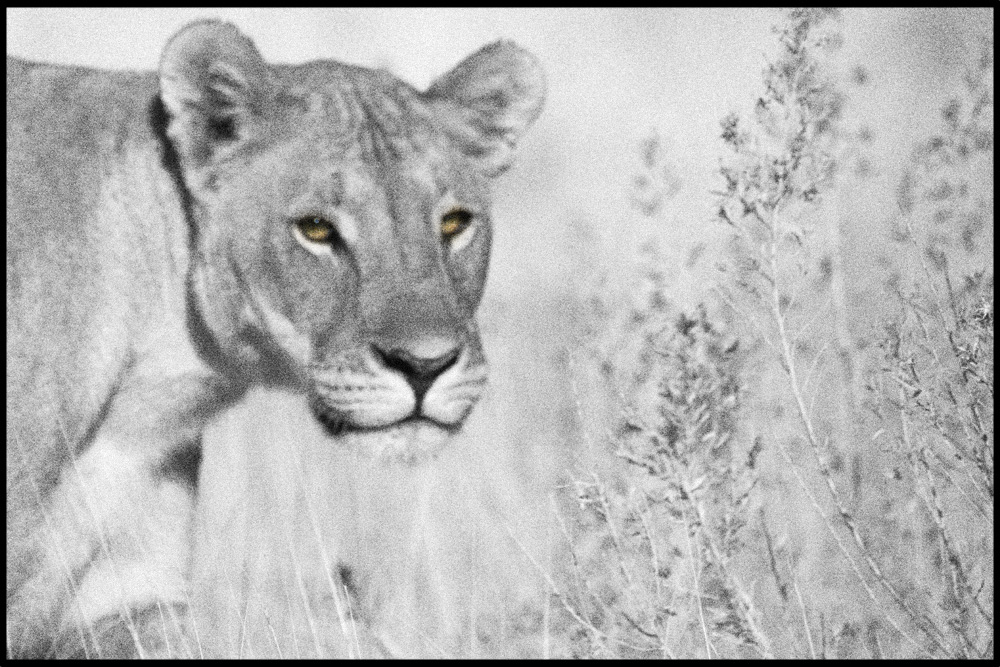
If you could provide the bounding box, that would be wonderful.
[7,8,987,308]
[7,7,992,658]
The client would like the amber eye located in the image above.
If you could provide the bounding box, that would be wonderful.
[440,208,473,240]
[295,216,337,243]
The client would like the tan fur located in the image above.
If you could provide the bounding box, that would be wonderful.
[6,20,543,658]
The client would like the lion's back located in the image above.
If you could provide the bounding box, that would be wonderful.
[7,56,159,255]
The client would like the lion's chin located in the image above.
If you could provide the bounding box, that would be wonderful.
[333,417,456,466]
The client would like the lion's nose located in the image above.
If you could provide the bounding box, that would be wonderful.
[374,343,461,401]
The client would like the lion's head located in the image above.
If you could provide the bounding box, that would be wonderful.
[160,21,545,462]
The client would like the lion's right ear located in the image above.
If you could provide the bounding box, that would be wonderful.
[159,20,275,171]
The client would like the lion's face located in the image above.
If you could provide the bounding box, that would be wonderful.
[196,114,494,463]
[161,23,543,462]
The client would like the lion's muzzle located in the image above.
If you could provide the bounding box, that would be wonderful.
[309,342,488,456]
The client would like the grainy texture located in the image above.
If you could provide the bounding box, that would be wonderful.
[6,20,543,658]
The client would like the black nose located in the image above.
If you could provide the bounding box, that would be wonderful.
[374,344,461,401]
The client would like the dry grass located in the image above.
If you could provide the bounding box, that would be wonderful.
[546,9,992,659]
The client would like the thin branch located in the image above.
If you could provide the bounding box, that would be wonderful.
[792,576,817,659]
[681,511,715,659]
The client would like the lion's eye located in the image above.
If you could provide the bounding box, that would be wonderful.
[295,216,337,243]
[440,208,473,241]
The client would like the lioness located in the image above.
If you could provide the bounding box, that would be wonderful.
[6,20,543,658]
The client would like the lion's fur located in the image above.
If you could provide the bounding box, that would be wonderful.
[6,21,542,657]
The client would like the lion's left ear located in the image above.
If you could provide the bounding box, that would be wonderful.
[159,20,275,172]
[425,41,545,177]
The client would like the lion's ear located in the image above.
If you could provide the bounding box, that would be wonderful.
[426,41,545,177]
[159,20,275,170]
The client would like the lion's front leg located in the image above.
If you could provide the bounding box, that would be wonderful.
[7,370,238,659]
[9,440,200,658]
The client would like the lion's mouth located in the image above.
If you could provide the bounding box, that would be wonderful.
[313,409,460,438]
[306,385,476,464]
[308,393,461,435]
